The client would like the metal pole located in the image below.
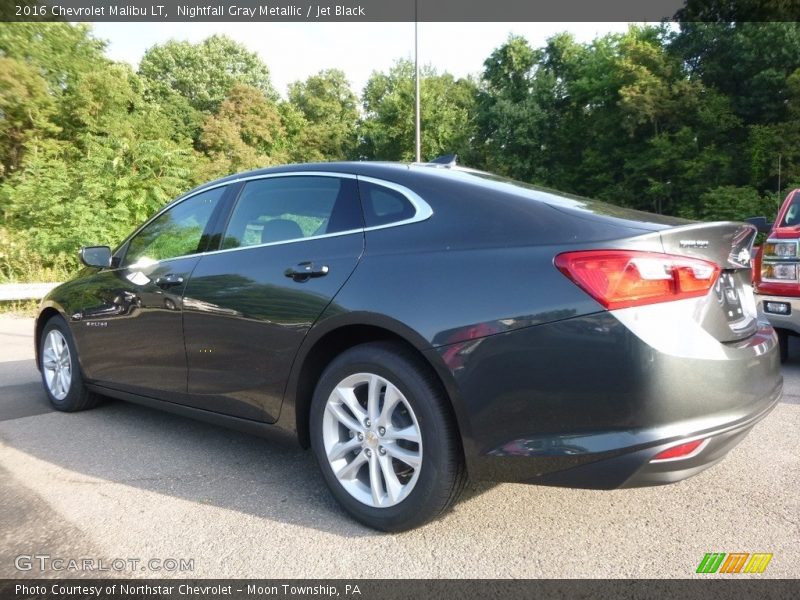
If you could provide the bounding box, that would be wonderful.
[778,153,782,194]
[414,7,421,163]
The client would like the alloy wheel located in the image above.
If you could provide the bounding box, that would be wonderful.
[42,329,72,400]
[321,372,423,508]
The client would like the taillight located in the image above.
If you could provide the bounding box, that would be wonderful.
[555,250,721,310]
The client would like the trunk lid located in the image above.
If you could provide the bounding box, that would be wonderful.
[657,221,759,343]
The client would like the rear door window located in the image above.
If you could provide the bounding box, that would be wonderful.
[222,176,363,250]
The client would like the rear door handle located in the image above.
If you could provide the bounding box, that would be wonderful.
[284,262,329,282]
[155,274,184,289]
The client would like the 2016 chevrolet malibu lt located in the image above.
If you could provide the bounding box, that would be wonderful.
[35,161,782,531]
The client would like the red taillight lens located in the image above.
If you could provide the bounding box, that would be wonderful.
[555,250,721,310]
[651,439,706,462]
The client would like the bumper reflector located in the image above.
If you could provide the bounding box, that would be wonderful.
[651,439,707,462]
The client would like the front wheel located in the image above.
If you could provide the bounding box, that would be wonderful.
[39,316,101,412]
[310,342,466,531]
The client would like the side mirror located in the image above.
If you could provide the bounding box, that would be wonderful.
[79,246,112,268]
[745,216,773,234]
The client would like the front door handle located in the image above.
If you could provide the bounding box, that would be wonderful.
[155,274,184,289]
[284,262,329,282]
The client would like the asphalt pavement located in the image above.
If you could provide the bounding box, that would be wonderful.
[0,314,798,578]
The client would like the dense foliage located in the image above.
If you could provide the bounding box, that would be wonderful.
[0,22,798,281]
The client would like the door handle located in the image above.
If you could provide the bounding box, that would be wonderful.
[155,274,184,289]
[284,262,329,282]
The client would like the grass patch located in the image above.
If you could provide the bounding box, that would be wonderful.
[0,299,39,317]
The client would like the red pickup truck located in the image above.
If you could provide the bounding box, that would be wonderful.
[752,188,800,362]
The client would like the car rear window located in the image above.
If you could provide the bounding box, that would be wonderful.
[358,181,416,227]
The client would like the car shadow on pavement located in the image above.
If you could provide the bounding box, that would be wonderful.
[0,360,54,422]
[0,370,495,537]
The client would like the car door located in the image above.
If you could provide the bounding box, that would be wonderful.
[71,185,231,401]
[181,173,365,422]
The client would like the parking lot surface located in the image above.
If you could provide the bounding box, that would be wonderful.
[1,314,798,578]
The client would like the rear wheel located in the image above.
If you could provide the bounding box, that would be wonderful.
[310,342,466,531]
[39,317,101,412]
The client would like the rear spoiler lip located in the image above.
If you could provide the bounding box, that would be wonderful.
[657,221,758,270]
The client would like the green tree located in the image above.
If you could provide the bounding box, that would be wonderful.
[474,34,555,180]
[199,83,287,178]
[138,35,277,114]
[0,24,199,276]
[670,23,800,125]
[0,57,59,177]
[360,60,477,161]
[288,69,359,160]
[0,23,107,93]
[689,185,783,222]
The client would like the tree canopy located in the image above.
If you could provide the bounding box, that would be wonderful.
[1,22,799,282]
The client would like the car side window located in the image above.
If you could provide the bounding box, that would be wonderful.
[358,181,417,227]
[123,186,226,267]
[783,197,800,226]
[221,176,362,250]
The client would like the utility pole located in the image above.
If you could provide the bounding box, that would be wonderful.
[414,2,421,163]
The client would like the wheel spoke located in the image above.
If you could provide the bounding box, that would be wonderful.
[327,437,361,462]
[58,370,69,395]
[368,453,384,506]
[334,386,367,422]
[42,347,58,370]
[326,402,362,434]
[377,384,402,427]
[378,453,403,504]
[335,450,367,480]
[366,375,381,424]
[384,424,420,444]
[53,371,63,397]
[384,443,421,469]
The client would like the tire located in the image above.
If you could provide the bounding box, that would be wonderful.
[39,316,101,412]
[310,341,466,531]
[777,328,789,364]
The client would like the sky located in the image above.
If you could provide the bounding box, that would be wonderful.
[90,22,634,97]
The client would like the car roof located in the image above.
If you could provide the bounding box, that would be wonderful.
[182,161,684,231]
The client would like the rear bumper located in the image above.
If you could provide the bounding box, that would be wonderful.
[755,292,800,335]
[531,388,779,489]
[431,312,783,488]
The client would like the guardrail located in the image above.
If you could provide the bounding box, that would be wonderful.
[0,283,61,301]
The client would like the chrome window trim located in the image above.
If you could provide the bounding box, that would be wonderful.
[356,175,434,231]
[113,171,433,268]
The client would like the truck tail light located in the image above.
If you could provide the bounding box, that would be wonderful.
[555,250,720,310]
